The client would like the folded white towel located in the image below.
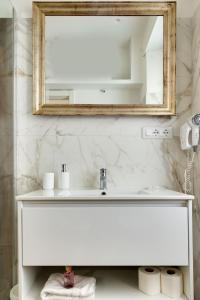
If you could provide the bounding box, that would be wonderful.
[40,273,96,300]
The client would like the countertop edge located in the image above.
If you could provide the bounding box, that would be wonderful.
[15,192,195,201]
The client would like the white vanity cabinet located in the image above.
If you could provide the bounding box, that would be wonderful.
[22,204,188,266]
[16,189,194,300]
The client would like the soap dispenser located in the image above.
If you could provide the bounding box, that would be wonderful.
[58,163,70,190]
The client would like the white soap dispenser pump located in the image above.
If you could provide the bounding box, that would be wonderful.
[59,163,70,190]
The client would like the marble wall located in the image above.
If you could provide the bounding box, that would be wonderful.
[15,18,192,195]
[192,3,200,298]
[15,10,200,298]
[0,16,14,300]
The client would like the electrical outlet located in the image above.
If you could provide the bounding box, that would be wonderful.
[142,127,173,139]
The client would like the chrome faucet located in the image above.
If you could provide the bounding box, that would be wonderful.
[100,168,107,190]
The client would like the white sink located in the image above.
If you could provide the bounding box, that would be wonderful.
[57,188,152,198]
[16,187,194,201]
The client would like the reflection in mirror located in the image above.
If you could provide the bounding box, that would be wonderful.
[45,16,163,105]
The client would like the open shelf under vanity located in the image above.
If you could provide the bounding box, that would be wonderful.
[22,267,188,300]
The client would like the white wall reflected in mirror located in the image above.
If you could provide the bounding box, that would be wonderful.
[45,16,163,105]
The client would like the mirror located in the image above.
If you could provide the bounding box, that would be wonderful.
[45,16,163,105]
[33,2,176,115]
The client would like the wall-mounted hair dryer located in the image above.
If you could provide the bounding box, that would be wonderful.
[180,114,200,194]
[180,113,200,152]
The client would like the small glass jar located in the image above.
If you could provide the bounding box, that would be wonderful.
[64,266,74,288]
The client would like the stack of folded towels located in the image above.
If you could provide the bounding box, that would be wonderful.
[41,273,96,300]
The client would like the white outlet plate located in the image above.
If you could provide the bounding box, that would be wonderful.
[142,127,173,139]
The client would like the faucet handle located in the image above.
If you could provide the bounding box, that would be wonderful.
[100,168,106,176]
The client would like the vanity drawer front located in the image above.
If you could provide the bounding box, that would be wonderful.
[22,204,188,266]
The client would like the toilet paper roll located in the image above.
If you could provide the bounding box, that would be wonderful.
[161,267,183,298]
[138,267,160,296]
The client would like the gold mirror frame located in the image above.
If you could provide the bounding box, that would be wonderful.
[33,1,176,116]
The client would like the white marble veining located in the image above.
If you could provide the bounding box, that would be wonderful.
[14,11,198,298]
[11,0,195,18]
[191,3,200,298]
[15,17,192,195]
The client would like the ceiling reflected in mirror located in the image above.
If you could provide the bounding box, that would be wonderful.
[45,16,164,105]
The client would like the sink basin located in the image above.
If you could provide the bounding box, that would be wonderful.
[57,189,101,197]
[17,187,161,200]
[57,188,154,198]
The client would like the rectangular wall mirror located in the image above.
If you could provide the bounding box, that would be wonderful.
[33,2,176,116]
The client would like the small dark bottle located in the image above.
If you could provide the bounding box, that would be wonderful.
[64,266,75,288]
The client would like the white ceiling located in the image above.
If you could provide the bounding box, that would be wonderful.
[10,0,197,18]
[46,16,150,41]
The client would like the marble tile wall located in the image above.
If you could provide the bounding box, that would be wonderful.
[15,12,200,298]
[15,18,192,195]
[0,18,14,300]
[192,3,200,299]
